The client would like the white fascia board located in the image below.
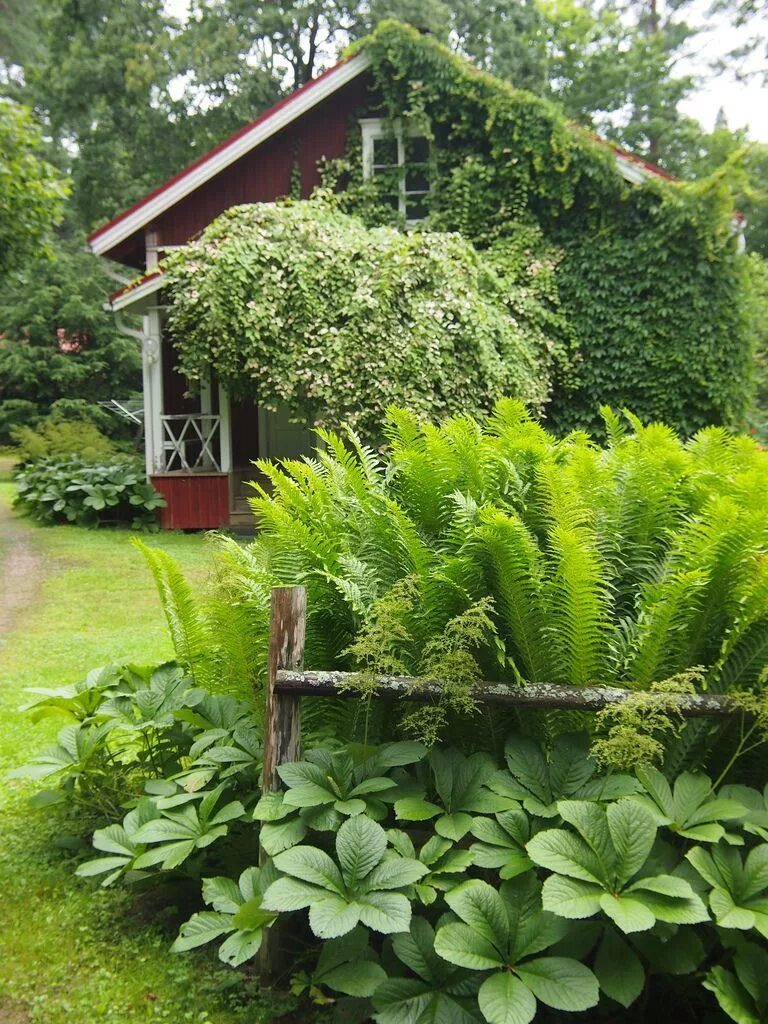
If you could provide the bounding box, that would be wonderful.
[89,52,372,258]
[109,273,165,313]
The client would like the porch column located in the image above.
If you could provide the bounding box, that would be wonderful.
[142,307,164,476]
[218,382,232,473]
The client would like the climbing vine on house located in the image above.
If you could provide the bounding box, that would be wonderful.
[346,22,758,435]
[163,21,757,436]
[162,200,570,438]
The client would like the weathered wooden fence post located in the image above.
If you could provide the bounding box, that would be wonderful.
[260,585,306,981]
[262,585,306,792]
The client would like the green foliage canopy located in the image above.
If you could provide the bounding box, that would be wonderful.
[0,99,68,278]
[163,199,566,436]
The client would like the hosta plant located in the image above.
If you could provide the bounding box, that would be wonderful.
[434,875,599,1024]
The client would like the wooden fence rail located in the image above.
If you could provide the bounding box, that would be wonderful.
[259,584,738,977]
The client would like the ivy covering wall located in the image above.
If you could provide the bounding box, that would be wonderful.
[163,22,758,437]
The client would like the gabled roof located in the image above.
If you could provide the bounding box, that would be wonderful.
[88,52,372,257]
[88,43,691,263]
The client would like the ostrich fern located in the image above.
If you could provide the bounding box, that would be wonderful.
[142,403,768,772]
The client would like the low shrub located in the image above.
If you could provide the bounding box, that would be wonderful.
[11,414,117,462]
[14,666,768,1024]
[13,455,165,528]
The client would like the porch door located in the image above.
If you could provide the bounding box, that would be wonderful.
[257,405,315,461]
[229,400,315,508]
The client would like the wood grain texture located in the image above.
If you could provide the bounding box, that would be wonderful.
[274,669,735,718]
[263,587,307,792]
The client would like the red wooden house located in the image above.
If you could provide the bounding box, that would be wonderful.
[88,47,682,531]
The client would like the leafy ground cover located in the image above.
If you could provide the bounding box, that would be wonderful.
[0,483,291,1024]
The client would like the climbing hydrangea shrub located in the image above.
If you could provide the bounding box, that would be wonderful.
[162,199,566,438]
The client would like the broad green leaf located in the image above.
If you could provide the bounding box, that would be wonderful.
[513,956,599,1011]
[75,855,130,879]
[445,880,508,949]
[309,894,361,938]
[478,972,536,1024]
[541,875,602,919]
[594,929,644,1007]
[599,893,655,933]
[334,798,366,816]
[283,783,336,808]
[743,845,768,899]
[232,897,274,931]
[436,812,474,841]
[435,923,505,971]
[505,736,550,805]
[396,797,442,821]
[557,801,615,881]
[686,846,724,889]
[358,890,412,933]
[218,928,263,966]
[172,911,233,952]
[636,766,674,818]
[703,967,760,1024]
[526,829,604,884]
[262,877,323,911]
[337,815,387,887]
[671,772,711,824]
[273,845,344,894]
[349,777,397,797]
[253,791,291,822]
[710,889,755,930]
[202,876,242,914]
[606,800,656,886]
[365,857,429,891]
[259,816,306,855]
[321,960,387,997]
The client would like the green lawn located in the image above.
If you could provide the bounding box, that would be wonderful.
[0,485,289,1024]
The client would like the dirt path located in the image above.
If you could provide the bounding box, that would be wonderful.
[0,498,43,640]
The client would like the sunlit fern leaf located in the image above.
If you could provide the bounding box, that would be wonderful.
[133,539,216,692]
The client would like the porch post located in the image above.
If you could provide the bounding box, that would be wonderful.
[143,307,165,476]
[218,382,232,473]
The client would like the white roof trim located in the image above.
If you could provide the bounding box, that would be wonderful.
[109,273,165,312]
[89,52,372,257]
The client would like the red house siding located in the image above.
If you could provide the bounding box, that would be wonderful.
[152,75,373,251]
[151,474,230,529]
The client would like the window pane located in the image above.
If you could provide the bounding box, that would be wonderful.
[406,195,429,221]
[405,168,429,193]
[372,136,398,165]
[405,136,429,163]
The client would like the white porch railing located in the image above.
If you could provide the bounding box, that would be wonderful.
[161,414,222,472]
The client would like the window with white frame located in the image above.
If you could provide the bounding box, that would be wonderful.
[360,118,430,224]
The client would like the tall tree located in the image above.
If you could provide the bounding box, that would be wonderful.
[0,99,68,278]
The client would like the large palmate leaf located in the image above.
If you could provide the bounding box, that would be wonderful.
[528,799,708,934]
[396,749,513,841]
[132,784,245,870]
[634,767,746,844]
[263,814,427,938]
[470,810,533,880]
[373,917,482,1024]
[703,942,768,1024]
[434,876,598,1024]
[173,865,276,966]
[387,829,473,905]
[687,843,768,937]
[76,797,162,886]
[487,733,637,819]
